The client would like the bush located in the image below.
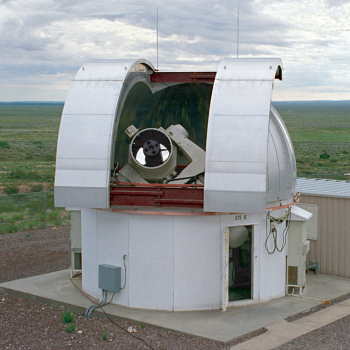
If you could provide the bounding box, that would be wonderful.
[102,329,108,340]
[12,213,24,221]
[30,184,43,193]
[48,212,58,221]
[4,186,19,195]
[320,153,330,159]
[0,141,10,149]
[8,168,25,179]
[66,323,75,333]
[54,219,63,226]
[61,310,75,324]
[8,169,41,181]
[1,224,19,234]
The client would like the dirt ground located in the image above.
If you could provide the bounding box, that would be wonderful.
[0,226,248,350]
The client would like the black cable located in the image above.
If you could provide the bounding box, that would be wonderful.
[99,307,156,350]
[105,255,127,306]
[165,172,204,183]
[265,209,291,254]
[120,255,127,289]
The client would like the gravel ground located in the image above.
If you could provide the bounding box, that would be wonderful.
[273,314,350,350]
[0,226,260,350]
[2,227,350,350]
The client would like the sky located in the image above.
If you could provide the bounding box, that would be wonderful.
[0,0,349,101]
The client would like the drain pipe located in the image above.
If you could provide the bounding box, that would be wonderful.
[85,289,108,318]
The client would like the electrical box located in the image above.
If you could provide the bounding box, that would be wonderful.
[287,206,313,295]
[99,264,121,292]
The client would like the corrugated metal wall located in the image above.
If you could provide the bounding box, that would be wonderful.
[301,195,350,278]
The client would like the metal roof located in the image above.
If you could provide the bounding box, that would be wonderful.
[297,177,350,199]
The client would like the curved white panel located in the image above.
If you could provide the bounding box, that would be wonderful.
[55,59,155,208]
[204,58,283,214]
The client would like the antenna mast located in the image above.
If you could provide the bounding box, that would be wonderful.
[237,5,239,58]
[157,7,159,70]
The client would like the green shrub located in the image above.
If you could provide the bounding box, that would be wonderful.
[8,169,41,181]
[4,186,19,195]
[102,329,108,340]
[1,224,19,233]
[66,323,75,333]
[320,153,330,159]
[12,213,24,221]
[8,168,25,179]
[0,141,10,149]
[49,212,58,221]
[54,219,63,226]
[30,184,43,192]
[44,154,56,161]
[61,310,75,324]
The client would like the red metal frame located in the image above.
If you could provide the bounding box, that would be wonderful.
[150,72,216,83]
[110,182,204,209]
[150,70,282,83]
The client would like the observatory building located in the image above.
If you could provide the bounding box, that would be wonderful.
[55,58,311,311]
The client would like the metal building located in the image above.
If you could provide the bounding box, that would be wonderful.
[55,58,306,311]
[297,177,350,278]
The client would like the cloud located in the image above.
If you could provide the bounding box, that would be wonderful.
[0,0,349,100]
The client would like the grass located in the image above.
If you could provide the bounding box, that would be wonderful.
[0,103,69,233]
[61,310,75,324]
[66,323,76,333]
[273,101,350,180]
[0,101,349,234]
[0,103,62,190]
[102,329,108,340]
[0,191,70,233]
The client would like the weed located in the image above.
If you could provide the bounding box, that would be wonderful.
[26,234,30,238]
[30,184,43,192]
[102,329,108,340]
[26,302,30,307]
[49,212,58,220]
[12,213,24,221]
[140,323,145,329]
[54,219,63,226]
[4,186,19,195]
[33,141,42,145]
[0,141,10,149]
[61,310,75,324]
[66,323,75,333]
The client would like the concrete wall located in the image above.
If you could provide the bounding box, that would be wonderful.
[301,195,350,278]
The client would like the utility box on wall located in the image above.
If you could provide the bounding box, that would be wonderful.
[287,206,312,294]
[99,264,121,292]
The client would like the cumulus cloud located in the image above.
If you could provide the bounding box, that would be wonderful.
[0,0,349,100]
